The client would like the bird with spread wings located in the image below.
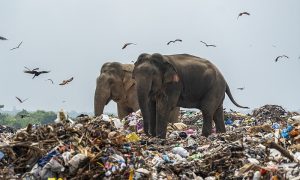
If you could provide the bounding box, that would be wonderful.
[237,12,250,19]
[122,43,137,49]
[16,96,28,103]
[10,41,23,51]
[200,41,216,47]
[59,77,74,85]
[0,36,8,40]
[24,66,50,79]
[167,39,182,45]
[275,55,289,62]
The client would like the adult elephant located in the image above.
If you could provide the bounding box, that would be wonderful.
[94,62,180,121]
[133,53,249,138]
[94,62,138,119]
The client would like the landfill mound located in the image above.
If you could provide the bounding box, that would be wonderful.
[0,105,300,179]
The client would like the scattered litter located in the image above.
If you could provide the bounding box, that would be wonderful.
[0,104,300,179]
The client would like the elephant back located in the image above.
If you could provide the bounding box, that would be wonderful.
[122,64,134,72]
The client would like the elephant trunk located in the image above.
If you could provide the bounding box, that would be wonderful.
[94,78,111,116]
[136,77,152,134]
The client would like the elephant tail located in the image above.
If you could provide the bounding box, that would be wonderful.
[225,83,249,109]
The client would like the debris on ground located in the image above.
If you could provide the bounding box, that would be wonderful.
[0,104,300,179]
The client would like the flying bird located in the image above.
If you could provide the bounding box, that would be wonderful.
[10,41,23,50]
[237,12,250,19]
[0,36,8,40]
[200,41,216,47]
[167,39,182,45]
[46,79,54,84]
[237,87,245,90]
[59,77,74,85]
[275,55,289,62]
[122,43,136,49]
[16,96,28,103]
[24,67,50,79]
[18,114,29,118]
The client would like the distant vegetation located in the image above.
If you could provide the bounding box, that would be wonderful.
[0,109,56,129]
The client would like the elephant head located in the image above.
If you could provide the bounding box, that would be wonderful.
[94,62,135,116]
[133,53,180,136]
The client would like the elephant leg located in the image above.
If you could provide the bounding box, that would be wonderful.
[169,107,179,123]
[148,100,157,136]
[117,103,130,119]
[155,101,169,139]
[201,110,214,137]
[213,105,226,133]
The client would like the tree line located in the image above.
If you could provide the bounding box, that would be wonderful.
[0,110,56,129]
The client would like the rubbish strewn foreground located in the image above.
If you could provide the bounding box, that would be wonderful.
[1,105,300,179]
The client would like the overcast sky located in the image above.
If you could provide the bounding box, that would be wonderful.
[0,0,299,114]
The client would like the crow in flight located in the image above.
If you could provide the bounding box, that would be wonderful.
[275,55,289,62]
[167,39,182,45]
[10,41,23,51]
[0,36,8,40]
[237,12,250,19]
[16,96,28,103]
[200,41,216,47]
[18,114,29,118]
[237,87,245,90]
[122,43,137,49]
[59,77,74,85]
[24,67,50,79]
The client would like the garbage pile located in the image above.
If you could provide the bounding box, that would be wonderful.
[0,105,300,179]
[0,125,15,134]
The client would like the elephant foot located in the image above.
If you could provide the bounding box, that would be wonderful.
[156,132,167,139]
[150,130,157,137]
[201,131,211,137]
[216,129,226,134]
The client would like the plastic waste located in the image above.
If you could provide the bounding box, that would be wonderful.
[101,114,110,121]
[0,151,4,160]
[247,158,259,165]
[68,154,88,174]
[225,118,233,125]
[54,109,74,124]
[162,154,174,163]
[179,131,188,139]
[281,124,293,139]
[37,149,60,168]
[272,123,280,129]
[253,171,261,180]
[172,147,189,157]
[291,115,300,122]
[126,132,140,142]
[112,118,123,129]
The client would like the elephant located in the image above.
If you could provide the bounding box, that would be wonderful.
[94,62,139,119]
[94,62,180,121]
[132,53,249,138]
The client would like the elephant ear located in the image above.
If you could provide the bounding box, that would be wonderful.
[150,53,180,84]
[122,64,135,91]
[134,53,150,66]
[163,65,179,83]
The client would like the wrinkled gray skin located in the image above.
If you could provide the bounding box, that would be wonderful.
[133,53,249,138]
[94,62,139,119]
[94,62,180,121]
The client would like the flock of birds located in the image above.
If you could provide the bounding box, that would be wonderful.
[0,10,299,109]
[120,11,299,63]
[0,37,74,105]
[119,11,299,92]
